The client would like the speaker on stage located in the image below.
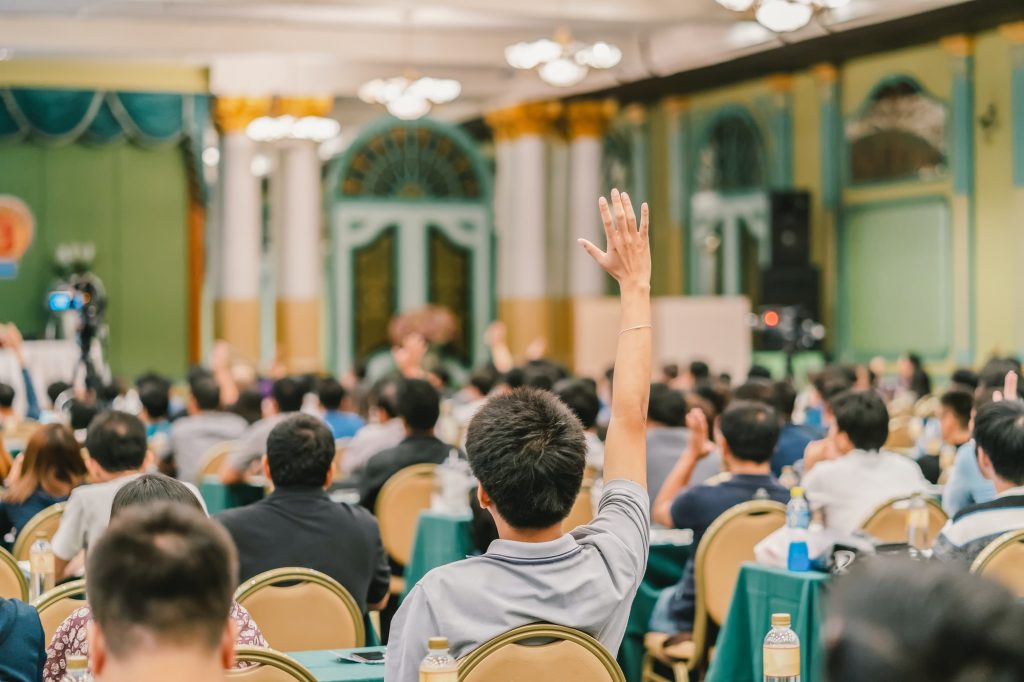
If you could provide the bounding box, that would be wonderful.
[760,266,821,321]
[770,190,810,269]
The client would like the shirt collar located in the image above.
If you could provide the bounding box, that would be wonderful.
[484,533,580,563]
[996,485,1024,499]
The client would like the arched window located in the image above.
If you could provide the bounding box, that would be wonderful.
[697,112,766,193]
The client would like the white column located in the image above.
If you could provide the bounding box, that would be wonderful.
[569,136,605,296]
[493,135,516,300]
[511,133,547,300]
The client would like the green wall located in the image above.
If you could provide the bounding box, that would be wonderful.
[0,142,189,378]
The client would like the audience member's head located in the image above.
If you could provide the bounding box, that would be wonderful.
[900,352,932,397]
[69,399,99,431]
[139,381,170,422]
[950,368,980,392]
[0,383,14,411]
[695,381,729,420]
[825,559,1024,682]
[86,504,237,675]
[271,377,305,414]
[648,384,686,427]
[830,390,889,453]
[467,388,585,531]
[522,363,560,392]
[397,379,440,433]
[938,389,973,443]
[973,401,1024,488]
[773,380,798,423]
[369,378,401,421]
[978,357,1022,393]
[189,376,222,413]
[554,379,601,431]
[317,377,346,412]
[47,381,72,406]
[85,411,149,475]
[688,360,710,384]
[468,369,497,399]
[746,364,772,381]
[732,378,775,406]
[716,400,780,465]
[661,363,680,382]
[3,424,86,504]
[110,473,204,517]
[231,387,264,424]
[265,414,336,488]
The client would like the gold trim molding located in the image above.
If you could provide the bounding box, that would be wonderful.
[999,22,1024,45]
[566,99,617,140]
[273,96,334,118]
[940,34,974,57]
[486,101,564,140]
[214,96,273,133]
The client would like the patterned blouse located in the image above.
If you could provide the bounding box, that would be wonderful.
[43,601,268,682]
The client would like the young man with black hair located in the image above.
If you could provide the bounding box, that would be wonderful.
[216,414,390,612]
[137,377,172,440]
[318,377,365,439]
[220,376,305,484]
[802,390,928,534]
[916,389,973,484]
[942,387,1000,517]
[646,384,721,506]
[556,378,605,473]
[386,189,652,682]
[168,377,248,484]
[771,380,824,477]
[358,379,453,512]
[934,400,1024,564]
[648,401,790,640]
[342,377,405,478]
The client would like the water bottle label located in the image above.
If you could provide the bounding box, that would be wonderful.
[764,646,800,676]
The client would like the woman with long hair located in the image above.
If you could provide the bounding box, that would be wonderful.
[0,424,86,546]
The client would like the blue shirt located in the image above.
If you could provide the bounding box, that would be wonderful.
[942,440,996,517]
[0,488,68,550]
[323,410,365,440]
[146,420,172,440]
[772,423,823,477]
[0,598,45,682]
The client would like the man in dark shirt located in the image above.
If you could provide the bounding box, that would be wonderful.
[0,597,44,682]
[359,379,454,512]
[216,414,390,614]
[650,400,790,638]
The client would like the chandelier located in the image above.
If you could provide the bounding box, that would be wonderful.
[716,0,851,33]
[506,28,622,88]
[246,115,340,143]
[358,76,461,120]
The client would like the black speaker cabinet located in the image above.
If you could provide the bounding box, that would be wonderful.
[770,190,811,269]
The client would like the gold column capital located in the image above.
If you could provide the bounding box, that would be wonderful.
[486,101,563,140]
[662,96,689,114]
[622,103,647,126]
[811,63,838,83]
[566,99,617,139]
[999,22,1024,45]
[273,96,335,118]
[214,96,272,133]
[940,34,974,57]
[767,73,794,93]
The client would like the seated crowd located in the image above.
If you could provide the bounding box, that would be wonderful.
[1,191,1023,682]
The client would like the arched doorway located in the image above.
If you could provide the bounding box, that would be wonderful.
[326,118,494,374]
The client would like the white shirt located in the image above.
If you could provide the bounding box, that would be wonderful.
[801,449,929,534]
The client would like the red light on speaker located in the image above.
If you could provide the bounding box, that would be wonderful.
[763,310,780,327]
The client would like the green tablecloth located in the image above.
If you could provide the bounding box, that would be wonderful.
[705,563,829,682]
[199,476,265,515]
[290,648,387,682]
[401,510,475,599]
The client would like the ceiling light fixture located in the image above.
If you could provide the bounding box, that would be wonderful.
[506,28,622,88]
[358,75,461,120]
[717,0,851,33]
[246,115,340,143]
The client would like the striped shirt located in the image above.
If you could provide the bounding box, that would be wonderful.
[933,486,1024,565]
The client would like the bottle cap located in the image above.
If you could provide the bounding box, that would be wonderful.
[771,613,791,628]
[428,637,449,650]
[790,486,804,498]
[67,655,88,670]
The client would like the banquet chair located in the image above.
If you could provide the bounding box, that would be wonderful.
[884,416,916,451]
[228,646,318,682]
[459,623,625,682]
[563,482,594,531]
[0,546,28,600]
[198,440,240,479]
[642,500,787,682]
[970,529,1024,597]
[860,495,947,545]
[12,502,65,561]
[234,567,365,652]
[33,578,87,644]
[375,463,437,595]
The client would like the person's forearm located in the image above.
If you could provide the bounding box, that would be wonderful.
[22,368,40,421]
[652,453,698,527]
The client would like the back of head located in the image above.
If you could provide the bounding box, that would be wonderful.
[47,381,72,406]
[648,384,686,427]
[940,389,973,431]
[139,382,170,420]
[266,414,336,487]
[746,364,772,381]
[689,360,710,382]
[0,383,14,409]
[732,378,775,406]
[831,390,889,451]
[5,423,85,504]
[111,474,204,518]
[85,411,149,473]
[87,503,237,662]
[826,558,1024,682]
[397,379,440,431]
[317,377,346,411]
[69,399,99,431]
[813,367,856,405]
[719,400,780,463]
[271,377,304,413]
[950,368,980,392]
[773,380,798,422]
[973,401,1024,486]
[232,387,264,424]
[190,377,222,412]
[369,378,400,420]
[469,369,498,397]
[554,379,601,430]
[467,388,586,530]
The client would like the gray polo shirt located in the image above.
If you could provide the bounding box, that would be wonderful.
[170,411,248,485]
[384,479,650,682]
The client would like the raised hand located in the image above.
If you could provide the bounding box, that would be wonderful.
[684,408,714,461]
[578,188,651,291]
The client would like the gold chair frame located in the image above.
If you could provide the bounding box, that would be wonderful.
[0,545,28,601]
[458,623,625,682]
[12,502,66,562]
[198,440,240,479]
[859,495,948,545]
[33,578,87,643]
[970,528,1024,597]
[374,463,437,568]
[563,482,594,531]
[229,645,319,682]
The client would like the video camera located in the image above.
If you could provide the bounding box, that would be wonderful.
[48,274,106,389]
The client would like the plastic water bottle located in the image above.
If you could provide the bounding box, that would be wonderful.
[786,487,811,572]
[763,613,800,682]
[907,492,930,557]
[419,637,458,682]
[29,536,55,601]
[61,655,91,681]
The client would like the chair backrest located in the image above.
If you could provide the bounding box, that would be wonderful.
[234,567,364,652]
[459,623,625,682]
[563,483,594,531]
[228,646,318,682]
[199,440,240,478]
[885,417,916,450]
[860,496,948,545]
[375,463,437,566]
[33,579,87,644]
[12,503,66,562]
[0,545,28,601]
[970,529,1024,597]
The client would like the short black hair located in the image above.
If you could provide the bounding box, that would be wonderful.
[939,389,973,430]
[719,401,780,463]
[190,377,221,412]
[973,401,1024,486]
[501,368,526,390]
[662,363,680,380]
[695,382,729,420]
[139,382,170,420]
[111,474,204,518]
[369,378,400,419]
[831,390,889,451]
[950,368,979,391]
[69,399,99,431]
[826,558,1024,682]
[732,379,776,406]
[467,388,585,529]
[266,414,336,487]
[85,411,149,473]
[47,381,72,405]
[87,503,236,659]
[554,379,601,430]
[773,380,798,421]
[469,369,497,397]
[135,372,171,393]
[272,377,305,413]
[747,364,772,380]
[648,384,686,427]
[231,387,264,424]
[397,379,440,431]
[689,361,710,381]
[522,363,559,392]
[0,383,13,408]
[317,377,346,411]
